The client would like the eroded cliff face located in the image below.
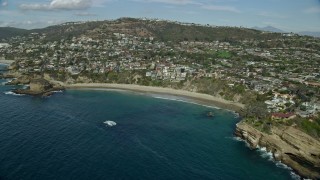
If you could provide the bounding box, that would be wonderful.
[29,79,53,92]
[12,78,65,97]
[235,121,320,179]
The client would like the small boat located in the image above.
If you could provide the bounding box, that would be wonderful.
[207,111,214,117]
[104,120,117,127]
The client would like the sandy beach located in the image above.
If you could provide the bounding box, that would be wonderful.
[65,83,245,112]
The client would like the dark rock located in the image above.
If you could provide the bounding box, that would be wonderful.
[5,76,30,85]
[17,76,30,84]
[5,79,19,85]
[29,79,52,92]
[42,91,54,97]
[12,78,64,97]
[2,74,16,79]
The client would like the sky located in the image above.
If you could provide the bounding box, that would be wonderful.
[0,0,319,32]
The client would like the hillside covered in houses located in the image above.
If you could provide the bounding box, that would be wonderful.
[1,18,320,139]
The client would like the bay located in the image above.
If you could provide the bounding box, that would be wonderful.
[0,64,295,180]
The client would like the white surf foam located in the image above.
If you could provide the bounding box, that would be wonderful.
[276,161,291,170]
[151,94,221,110]
[231,136,245,142]
[1,79,12,85]
[290,171,301,180]
[4,91,24,96]
[232,136,251,148]
[104,120,116,127]
[256,146,302,179]
[22,85,29,89]
[52,90,63,93]
[257,147,274,161]
[152,95,187,102]
[234,139,302,179]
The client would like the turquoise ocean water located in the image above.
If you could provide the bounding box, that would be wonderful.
[0,64,298,180]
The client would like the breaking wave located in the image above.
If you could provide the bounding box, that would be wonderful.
[257,146,274,161]
[232,136,245,142]
[4,91,24,96]
[256,146,301,180]
[52,90,63,93]
[151,94,220,110]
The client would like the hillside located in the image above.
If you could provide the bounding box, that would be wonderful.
[0,27,29,40]
[0,18,284,43]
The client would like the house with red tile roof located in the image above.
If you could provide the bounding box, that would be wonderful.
[271,112,296,120]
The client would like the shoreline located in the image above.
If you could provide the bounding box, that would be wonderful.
[65,83,245,112]
[0,60,14,65]
[236,121,320,179]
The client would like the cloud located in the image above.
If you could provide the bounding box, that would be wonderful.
[0,0,8,7]
[74,12,97,16]
[92,0,115,7]
[132,0,200,5]
[304,7,320,14]
[19,0,93,11]
[0,19,65,29]
[201,5,240,13]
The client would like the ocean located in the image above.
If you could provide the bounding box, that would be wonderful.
[0,64,297,180]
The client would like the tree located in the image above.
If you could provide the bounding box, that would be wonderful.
[243,101,269,120]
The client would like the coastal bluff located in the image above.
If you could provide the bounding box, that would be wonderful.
[235,121,320,179]
[13,78,64,97]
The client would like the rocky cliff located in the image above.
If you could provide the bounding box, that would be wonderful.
[5,75,31,85]
[13,78,64,97]
[29,79,53,92]
[235,121,320,179]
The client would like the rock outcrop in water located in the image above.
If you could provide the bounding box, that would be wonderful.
[12,78,64,97]
[5,75,31,85]
[0,73,17,79]
[235,121,320,179]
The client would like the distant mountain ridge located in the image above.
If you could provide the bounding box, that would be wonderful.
[252,26,285,33]
[298,31,320,38]
[252,26,320,38]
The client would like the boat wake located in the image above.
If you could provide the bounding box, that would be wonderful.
[104,120,116,127]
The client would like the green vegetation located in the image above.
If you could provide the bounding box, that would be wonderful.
[154,22,282,43]
[216,51,232,59]
[290,117,320,138]
[244,117,272,134]
[245,113,320,139]
[300,119,320,138]
[2,17,320,140]
[0,27,29,40]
